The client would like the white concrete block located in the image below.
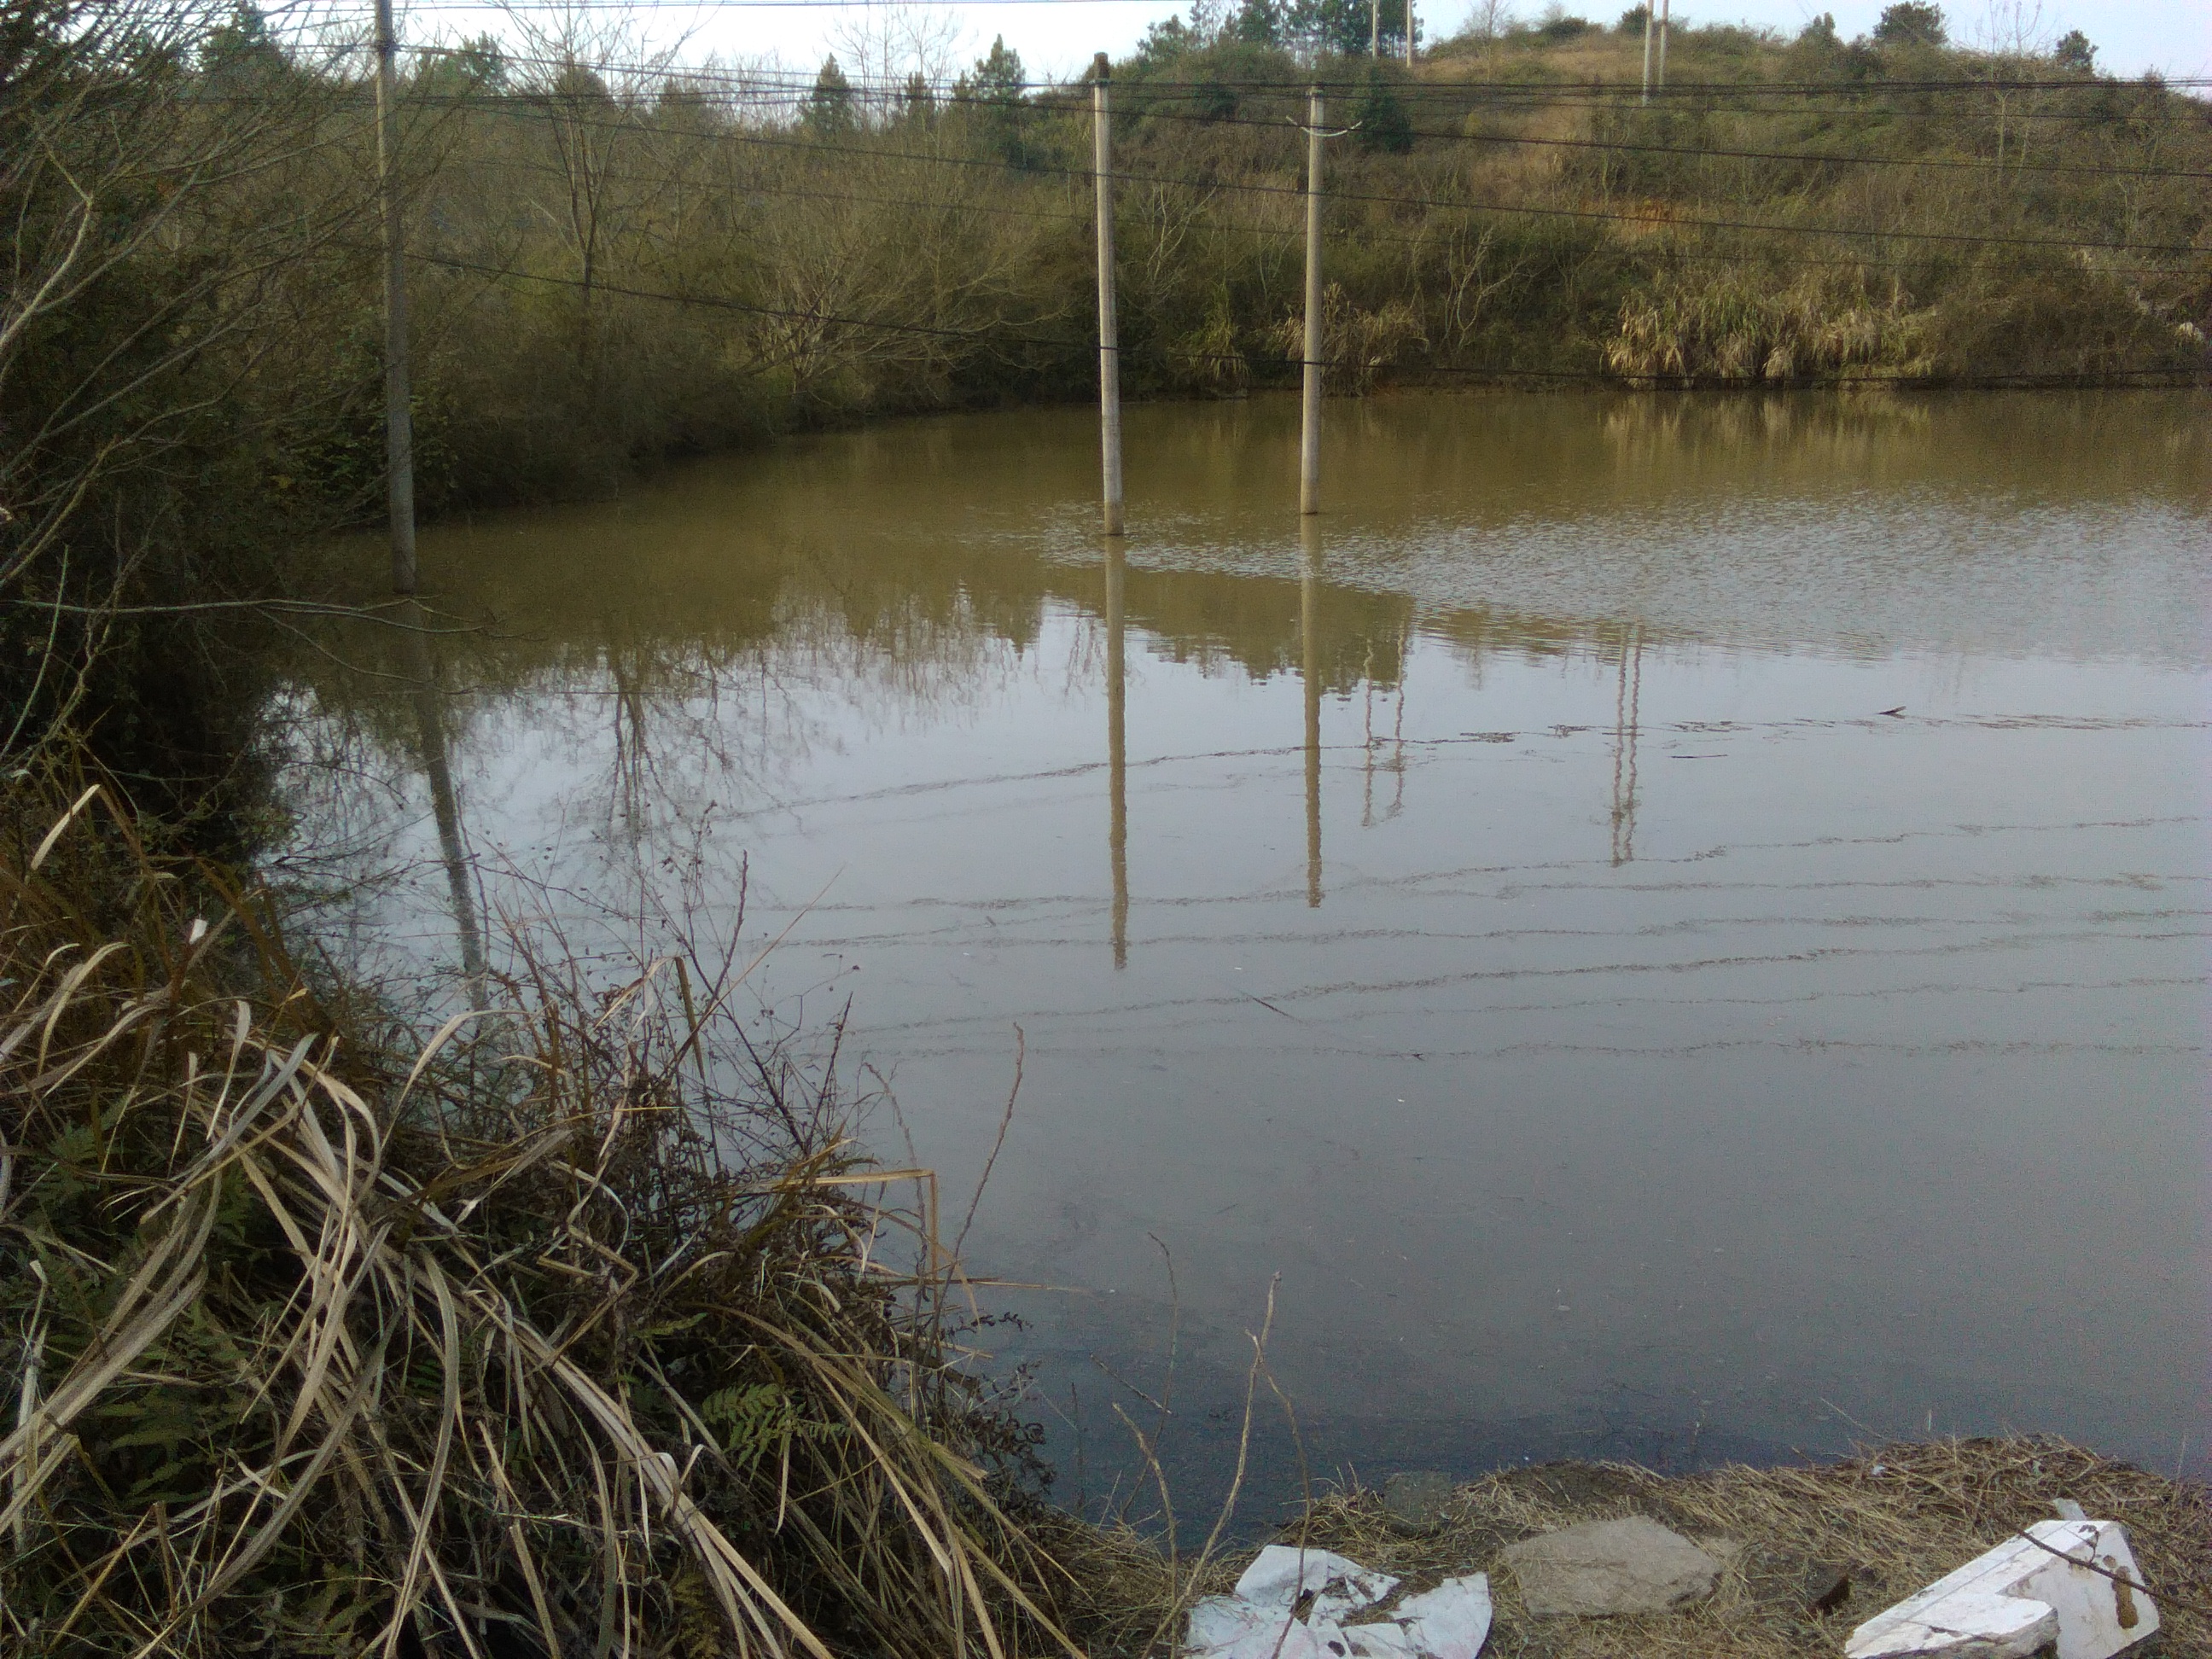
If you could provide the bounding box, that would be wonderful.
[1845,1518,2157,1659]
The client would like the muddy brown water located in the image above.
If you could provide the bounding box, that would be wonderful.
[285,390,2210,1522]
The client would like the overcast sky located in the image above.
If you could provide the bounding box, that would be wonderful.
[399,0,2209,86]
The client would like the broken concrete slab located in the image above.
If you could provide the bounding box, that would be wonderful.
[1499,1515,1723,1616]
[1850,1587,2058,1658]
[1844,1518,2157,1659]
[1384,1471,1456,1534]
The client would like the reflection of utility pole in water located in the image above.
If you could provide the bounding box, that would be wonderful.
[1610,620,1644,866]
[1105,543,1128,969]
[1301,518,1324,908]
[402,601,486,1002]
[1361,620,1410,828]
[608,637,649,840]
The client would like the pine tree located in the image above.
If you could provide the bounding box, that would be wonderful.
[803,55,855,137]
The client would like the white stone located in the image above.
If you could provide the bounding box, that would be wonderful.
[1499,1516,1723,1615]
[1845,1519,2158,1659]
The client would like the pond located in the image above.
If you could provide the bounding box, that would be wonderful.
[283,390,2211,1522]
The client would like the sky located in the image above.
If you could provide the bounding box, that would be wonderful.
[389,0,2210,87]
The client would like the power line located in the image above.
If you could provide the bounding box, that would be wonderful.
[387,96,2212,258]
[431,113,2194,279]
[404,247,2205,388]
[458,68,2212,179]
[378,43,2212,137]
[412,246,1085,344]
[390,38,2212,96]
[449,144,2197,278]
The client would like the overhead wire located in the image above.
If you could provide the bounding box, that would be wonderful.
[411,67,2212,179]
[406,94,2203,281]
[393,41,2212,99]
[401,247,2203,387]
[443,131,2197,279]
[372,92,2212,258]
[376,41,2212,139]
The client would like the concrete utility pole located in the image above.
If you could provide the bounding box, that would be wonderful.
[1640,2,1656,100]
[375,0,417,593]
[1371,0,1380,58]
[1092,53,1124,538]
[1299,85,1325,516]
[1656,0,1670,91]
[1405,0,1416,68]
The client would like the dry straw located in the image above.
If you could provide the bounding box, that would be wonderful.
[1168,1436,2212,1659]
[0,777,1084,1656]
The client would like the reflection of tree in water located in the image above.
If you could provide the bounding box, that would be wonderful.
[278,498,1719,992]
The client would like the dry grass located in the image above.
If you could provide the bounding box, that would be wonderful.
[0,775,1080,1657]
[1155,1438,2211,1658]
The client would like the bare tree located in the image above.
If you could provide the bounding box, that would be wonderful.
[502,4,686,374]
[1,0,375,769]
[830,0,969,126]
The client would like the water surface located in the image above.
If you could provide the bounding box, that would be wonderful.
[285,391,2212,1516]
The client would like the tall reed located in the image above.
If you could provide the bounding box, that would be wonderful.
[0,771,1076,1656]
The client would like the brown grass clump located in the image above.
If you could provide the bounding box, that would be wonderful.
[1202,1437,2211,1659]
[0,777,1080,1657]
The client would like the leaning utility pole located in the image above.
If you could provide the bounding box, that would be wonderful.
[375,0,417,594]
[1092,53,1124,538]
[1299,85,1325,516]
